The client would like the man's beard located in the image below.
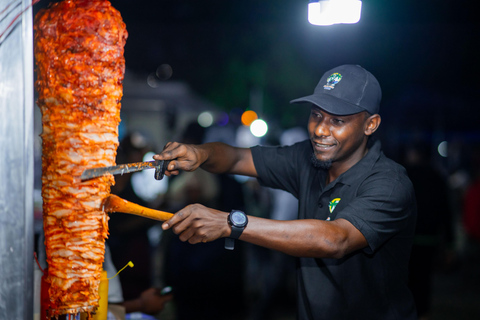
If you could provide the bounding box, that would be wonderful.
[311,152,332,170]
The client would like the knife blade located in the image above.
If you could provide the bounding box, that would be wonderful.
[80,159,170,181]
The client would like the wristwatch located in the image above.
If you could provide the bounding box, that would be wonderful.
[225,210,248,250]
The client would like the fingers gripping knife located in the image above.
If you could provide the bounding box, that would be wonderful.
[80,160,170,181]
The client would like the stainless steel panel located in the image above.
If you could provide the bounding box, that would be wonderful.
[0,0,34,319]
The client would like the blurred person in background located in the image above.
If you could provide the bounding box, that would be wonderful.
[108,132,156,301]
[153,65,418,319]
[462,146,480,261]
[103,245,173,319]
[160,121,246,320]
[401,142,455,320]
[249,127,307,320]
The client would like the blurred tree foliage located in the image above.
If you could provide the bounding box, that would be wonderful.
[193,24,317,129]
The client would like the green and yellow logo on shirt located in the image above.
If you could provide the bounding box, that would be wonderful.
[329,198,341,214]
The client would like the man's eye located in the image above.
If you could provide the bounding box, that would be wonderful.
[311,111,321,118]
[333,118,344,124]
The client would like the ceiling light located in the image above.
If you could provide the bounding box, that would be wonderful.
[308,0,362,26]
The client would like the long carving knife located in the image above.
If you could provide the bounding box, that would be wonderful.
[80,160,170,181]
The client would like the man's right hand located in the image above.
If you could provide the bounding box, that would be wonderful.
[153,142,206,177]
[154,141,257,177]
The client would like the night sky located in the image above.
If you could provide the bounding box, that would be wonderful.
[33,0,480,160]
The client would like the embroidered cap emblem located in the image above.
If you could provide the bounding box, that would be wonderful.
[323,73,342,90]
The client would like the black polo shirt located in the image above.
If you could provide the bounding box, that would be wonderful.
[251,139,417,320]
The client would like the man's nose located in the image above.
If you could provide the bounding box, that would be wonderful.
[315,120,330,137]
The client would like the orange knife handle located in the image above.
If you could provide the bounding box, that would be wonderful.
[104,195,173,221]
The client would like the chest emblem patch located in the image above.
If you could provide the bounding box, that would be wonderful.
[329,198,341,214]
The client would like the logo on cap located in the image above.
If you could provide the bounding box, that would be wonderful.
[323,73,342,90]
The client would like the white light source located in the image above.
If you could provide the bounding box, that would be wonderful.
[250,119,268,138]
[308,0,362,26]
[131,152,169,202]
[437,141,448,158]
[198,111,214,128]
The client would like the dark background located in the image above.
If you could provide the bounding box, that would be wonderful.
[34,0,480,131]
[117,0,479,133]
[34,0,480,173]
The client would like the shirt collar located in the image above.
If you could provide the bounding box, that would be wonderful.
[328,138,382,188]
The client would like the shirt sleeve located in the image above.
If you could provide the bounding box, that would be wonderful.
[251,140,311,198]
[336,170,416,254]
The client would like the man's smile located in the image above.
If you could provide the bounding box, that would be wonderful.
[312,140,337,152]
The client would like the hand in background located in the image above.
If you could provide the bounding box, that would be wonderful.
[123,287,173,315]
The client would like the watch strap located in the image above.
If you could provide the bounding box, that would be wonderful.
[230,225,244,240]
[225,210,247,250]
[225,237,235,250]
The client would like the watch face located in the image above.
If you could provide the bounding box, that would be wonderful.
[231,211,247,227]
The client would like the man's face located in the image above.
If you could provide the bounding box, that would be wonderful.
[308,106,369,171]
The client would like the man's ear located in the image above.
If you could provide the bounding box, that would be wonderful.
[364,114,381,136]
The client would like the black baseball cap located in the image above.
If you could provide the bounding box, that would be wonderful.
[290,64,382,115]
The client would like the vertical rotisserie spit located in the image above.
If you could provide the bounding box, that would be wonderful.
[34,0,127,316]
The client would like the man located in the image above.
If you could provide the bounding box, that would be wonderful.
[154,64,417,319]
